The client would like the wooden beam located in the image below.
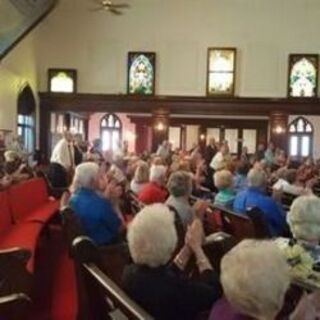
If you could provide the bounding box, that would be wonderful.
[39,93,320,116]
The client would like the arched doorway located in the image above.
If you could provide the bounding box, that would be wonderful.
[17,85,36,153]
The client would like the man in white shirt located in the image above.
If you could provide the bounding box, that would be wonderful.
[50,131,75,171]
[156,140,171,162]
[210,144,231,171]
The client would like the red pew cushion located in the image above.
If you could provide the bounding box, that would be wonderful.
[9,178,58,223]
[0,191,12,233]
[26,201,59,223]
[0,222,43,273]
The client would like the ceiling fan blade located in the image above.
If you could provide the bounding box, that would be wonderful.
[109,7,123,15]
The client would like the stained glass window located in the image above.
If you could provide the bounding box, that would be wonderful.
[128,52,155,95]
[288,55,318,98]
[48,69,77,93]
[207,48,236,96]
[100,114,122,151]
[288,117,313,158]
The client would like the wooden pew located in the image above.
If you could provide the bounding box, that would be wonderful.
[61,207,152,319]
[0,248,32,320]
[70,235,153,320]
[210,205,271,240]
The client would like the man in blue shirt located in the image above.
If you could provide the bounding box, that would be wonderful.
[233,168,288,237]
[69,162,122,245]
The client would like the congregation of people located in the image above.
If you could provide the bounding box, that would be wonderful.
[1,132,320,319]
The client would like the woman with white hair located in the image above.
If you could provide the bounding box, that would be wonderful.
[233,168,288,236]
[209,240,290,320]
[3,150,34,183]
[138,165,168,204]
[130,161,149,194]
[69,162,122,245]
[123,204,222,320]
[166,170,194,229]
[287,195,320,244]
[276,196,320,294]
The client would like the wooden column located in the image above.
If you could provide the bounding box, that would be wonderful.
[269,112,289,152]
[151,109,170,152]
[39,101,51,163]
[198,125,207,153]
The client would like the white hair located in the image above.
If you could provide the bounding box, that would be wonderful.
[221,240,289,320]
[149,165,167,183]
[214,170,233,190]
[4,150,20,162]
[71,162,100,193]
[287,195,320,242]
[247,168,267,189]
[127,204,177,267]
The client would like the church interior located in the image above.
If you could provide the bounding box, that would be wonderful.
[1,0,320,319]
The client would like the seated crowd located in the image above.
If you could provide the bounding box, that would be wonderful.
[2,132,320,319]
[58,134,320,319]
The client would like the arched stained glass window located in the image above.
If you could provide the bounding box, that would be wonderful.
[288,55,318,98]
[288,117,313,158]
[100,114,122,151]
[48,69,77,93]
[128,52,156,95]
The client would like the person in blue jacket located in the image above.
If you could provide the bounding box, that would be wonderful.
[70,162,122,245]
[233,168,288,237]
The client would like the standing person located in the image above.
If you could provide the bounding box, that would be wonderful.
[88,138,104,164]
[205,137,218,166]
[255,143,265,161]
[240,146,249,164]
[7,135,29,162]
[73,134,86,166]
[264,141,275,165]
[50,131,75,183]
[156,140,171,163]
[210,143,232,172]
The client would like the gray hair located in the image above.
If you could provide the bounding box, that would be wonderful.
[149,165,167,183]
[247,168,267,189]
[167,171,193,197]
[287,195,320,242]
[134,161,149,184]
[71,162,100,193]
[127,204,177,267]
[221,240,289,320]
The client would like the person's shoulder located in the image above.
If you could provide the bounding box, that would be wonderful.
[235,189,248,198]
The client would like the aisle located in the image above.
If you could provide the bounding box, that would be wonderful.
[27,226,77,320]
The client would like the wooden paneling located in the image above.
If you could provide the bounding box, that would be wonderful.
[40,92,320,159]
[39,93,320,116]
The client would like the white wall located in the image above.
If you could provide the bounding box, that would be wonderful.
[35,0,320,97]
[289,115,320,159]
[0,33,39,143]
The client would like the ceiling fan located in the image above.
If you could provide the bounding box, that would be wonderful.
[89,0,130,15]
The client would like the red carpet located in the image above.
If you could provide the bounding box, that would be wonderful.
[27,226,77,320]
